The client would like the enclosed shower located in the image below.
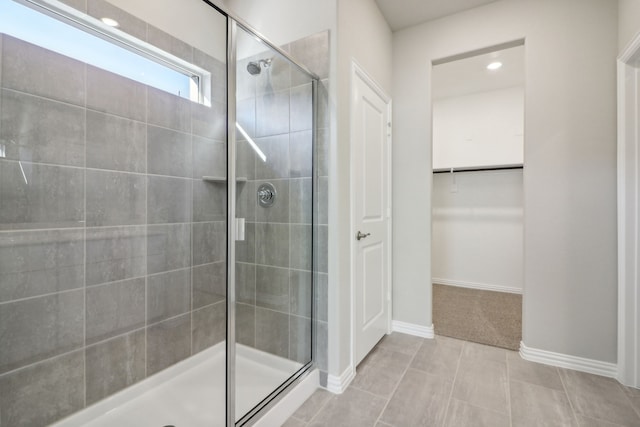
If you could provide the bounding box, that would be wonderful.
[0,0,321,425]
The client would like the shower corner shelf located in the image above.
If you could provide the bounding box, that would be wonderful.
[202,176,248,183]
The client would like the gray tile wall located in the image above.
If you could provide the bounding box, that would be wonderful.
[290,31,330,381]
[0,0,228,422]
[234,31,329,379]
[0,3,331,424]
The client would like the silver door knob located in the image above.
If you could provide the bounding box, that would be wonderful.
[356,231,371,241]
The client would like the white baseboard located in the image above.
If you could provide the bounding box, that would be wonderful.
[433,278,522,294]
[326,365,355,394]
[520,341,617,378]
[392,320,435,339]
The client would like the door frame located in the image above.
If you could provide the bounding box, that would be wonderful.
[349,60,393,370]
[617,32,640,388]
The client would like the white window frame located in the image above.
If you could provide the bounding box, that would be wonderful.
[9,0,211,105]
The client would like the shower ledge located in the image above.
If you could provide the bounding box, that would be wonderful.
[202,176,248,182]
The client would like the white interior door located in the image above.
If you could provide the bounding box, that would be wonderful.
[352,65,391,365]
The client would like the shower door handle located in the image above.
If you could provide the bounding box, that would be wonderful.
[235,218,245,241]
[356,231,370,241]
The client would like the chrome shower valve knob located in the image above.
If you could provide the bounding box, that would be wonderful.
[257,182,277,207]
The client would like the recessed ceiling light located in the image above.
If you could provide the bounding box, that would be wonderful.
[487,61,503,70]
[101,17,119,27]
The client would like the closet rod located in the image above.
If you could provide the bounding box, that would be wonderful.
[432,165,523,174]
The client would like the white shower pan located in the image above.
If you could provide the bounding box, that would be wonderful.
[51,343,311,427]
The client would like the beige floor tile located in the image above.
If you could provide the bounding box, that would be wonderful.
[576,414,627,427]
[444,398,510,427]
[410,337,462,378]
[560,369,640,426]
[435,334,467,349]
[283,417,307,427]
[510,380,577,427]
[379,368,452,426]
[628,394,640,417]
[375,332,423,357]
[293,389,332,422]
[623,386,640,420]
[507,352,564,391]
[308,387,386,427]
[286,337,640,427]
[622,385,640,397]
[462,341,508,364]
[351,346,413,398]
[452,358,509,413]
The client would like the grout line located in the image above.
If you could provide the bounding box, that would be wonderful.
[0,156,211,182]
[508,376,577,393]
[0,347,85,379]
[1,86,85,110]
[0,223,140,234]
[0,214,316,235]
[144,86,149,380]
[146,266,193,279]
[146,311,191,329]
[556,366,580,426]
[82,60,88,410]
[193,299,226,313]
[616,381,640,420]
[236,261,308,272]
[251,137,259,351]
[86,326,148,349]
[190,132,195,359]
[305,390,334,425]
[506,349,513,427]
[0,259,218,305]
[0,286,85,306]
[189,98,194,359]
[373,335,424,426]
[441,338,465,427]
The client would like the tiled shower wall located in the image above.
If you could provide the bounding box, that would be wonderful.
[233,31,329,372]
[0,2,227,423]
[287,32,330,377]
[287,32,331,379]
[0,1,330,426]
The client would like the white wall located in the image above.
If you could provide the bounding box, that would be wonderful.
[432,170,523,292]
[393,0,618,363]
[333,0,393,377]
[618,0,640,52]
[107,0,227,60]
[433,87,524,169]
[225,0,335,48]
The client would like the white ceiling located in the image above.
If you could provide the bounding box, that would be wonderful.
[375,0,500,31]
[432,44,525,99]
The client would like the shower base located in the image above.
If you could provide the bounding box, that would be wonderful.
[52,342,314,427]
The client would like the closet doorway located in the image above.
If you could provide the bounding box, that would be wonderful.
[430,42,524,350]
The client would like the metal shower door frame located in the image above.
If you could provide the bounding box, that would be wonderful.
[217,9,320,427]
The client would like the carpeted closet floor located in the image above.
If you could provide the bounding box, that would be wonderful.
[433,284,522,350]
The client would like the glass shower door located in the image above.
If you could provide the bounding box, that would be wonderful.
[231,22,315,424]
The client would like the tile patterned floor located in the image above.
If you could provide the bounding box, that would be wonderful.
[284,333,640,427]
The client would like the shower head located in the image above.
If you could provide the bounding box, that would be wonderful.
[247,61,261,75]
[246,58,272,75]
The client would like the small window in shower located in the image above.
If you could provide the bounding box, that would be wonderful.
[0,0,210,103]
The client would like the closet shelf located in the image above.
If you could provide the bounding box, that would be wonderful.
[433,164,523,174]
[202,176,248,183]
